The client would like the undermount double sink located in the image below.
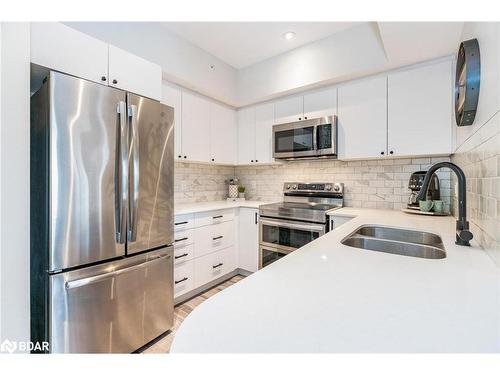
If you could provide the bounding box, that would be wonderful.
[341,225,446,259]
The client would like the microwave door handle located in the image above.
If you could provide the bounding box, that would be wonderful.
[313,125,318,150]
[115,101,128,244]
[128,104,139,242]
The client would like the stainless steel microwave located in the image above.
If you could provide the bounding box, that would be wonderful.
[272,115,338,160]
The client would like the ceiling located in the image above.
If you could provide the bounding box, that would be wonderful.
[162,22,362,69]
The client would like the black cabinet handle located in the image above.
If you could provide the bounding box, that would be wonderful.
[112,79,118,84]
[184,155,187,159]
[255,212,258,224]
[211,158,215,161]
[178,155,182,158]
[101,76,107,82]
[255,159,258,162]
[174,253,188,260]
[174,237,188,243]
[251,160,254,162]
[175,221,188,226]
[212,235,224,241]
[175,277,188,284]
[212,263,223,269]
[212,215,223,219]
[381,151,385,155]
[304,116,308,120]
[389,150,394,155]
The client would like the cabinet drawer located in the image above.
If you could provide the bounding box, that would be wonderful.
[174,260,195,298]
[174,214,195,232]
[194,247,236,288]
[174,244,194,265]
[194,209,235,227]
[194,221,235,258]
[174,229,194,248]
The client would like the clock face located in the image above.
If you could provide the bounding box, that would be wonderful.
[455,39,480,127]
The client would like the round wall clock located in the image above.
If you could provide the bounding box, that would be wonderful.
[455,38,480,126]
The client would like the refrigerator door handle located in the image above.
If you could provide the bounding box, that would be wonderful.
[128,104,140,242]
[115,101,128,244]
[65,253,171,290]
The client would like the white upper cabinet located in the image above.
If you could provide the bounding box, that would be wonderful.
[31,23,162,101]
[210,102,237,164]
[338,75,388,159]
[274,95,304,124]
[237,107,256,164]
[31,22,109,85]
[182,91,211,162]
[254,103,275,164]
[303,87,338,119]
[388,60,453,157]
[161,82,183,159]
[108,45,162,100]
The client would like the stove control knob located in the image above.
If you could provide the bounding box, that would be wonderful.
[333,184,341,192]
[325,184,332,191]
[292,184,298,190]
[286,184,291,190]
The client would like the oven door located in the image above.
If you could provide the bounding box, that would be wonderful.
[259,217,326,253]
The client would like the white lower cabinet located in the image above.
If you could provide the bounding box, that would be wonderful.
[238,208,259,272]
[174,260,195,298]
[194,221,235,258]
[173,208,238,300]
[194,247,236,288]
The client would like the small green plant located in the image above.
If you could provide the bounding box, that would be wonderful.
[238,185,246,193]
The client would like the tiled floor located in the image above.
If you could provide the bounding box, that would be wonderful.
[141,275,245,353]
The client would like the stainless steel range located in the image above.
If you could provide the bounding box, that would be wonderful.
[259,182,344,268]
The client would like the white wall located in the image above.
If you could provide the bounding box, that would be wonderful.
[0,22,31,346]
[236,23,388,106]
[456,22,500,149]
[64,22,238,107]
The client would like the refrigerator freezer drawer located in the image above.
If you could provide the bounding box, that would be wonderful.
[49,247,173,353]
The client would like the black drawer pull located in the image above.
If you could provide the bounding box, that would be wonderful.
[175,221,188,226]
[212,235,224,241]
[212,215,223,219]
[212,263,223,269]
[174,237,188,243]
[174,253,188,259]
[174,277,188,284]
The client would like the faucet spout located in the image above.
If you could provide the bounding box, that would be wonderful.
[415,162,473,246]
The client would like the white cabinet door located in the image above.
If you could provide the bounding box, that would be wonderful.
[30,22,109,85]
[338,75,388,159]
[237,107,256,164]
[388,61,453,157]
[161,81,183,160]
[194,247,236,288]
[238,208,259,272]
[210,102,237,164]
[254,102,275,164]
[274,95,304,124]
[303,87,337,119]
[181,90,211,162]
[108,45,162,100]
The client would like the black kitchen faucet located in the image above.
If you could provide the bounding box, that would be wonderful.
[416,162,473,246]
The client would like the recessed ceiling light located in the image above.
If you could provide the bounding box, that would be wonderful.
[283,31,296,40]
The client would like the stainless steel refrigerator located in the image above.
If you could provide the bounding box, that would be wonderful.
[30,71,175,353]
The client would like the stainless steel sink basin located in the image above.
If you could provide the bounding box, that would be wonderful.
[342,225,446,259]
[354,226,444,247]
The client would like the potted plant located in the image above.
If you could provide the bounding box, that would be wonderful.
[238,185,246,199]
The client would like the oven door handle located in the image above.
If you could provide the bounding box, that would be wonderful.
[260,218,325,233]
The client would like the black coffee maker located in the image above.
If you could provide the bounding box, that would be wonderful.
[407,171,440,209]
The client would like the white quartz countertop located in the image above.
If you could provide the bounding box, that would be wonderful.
[174,200,275,215]
[171,208,500,353]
